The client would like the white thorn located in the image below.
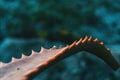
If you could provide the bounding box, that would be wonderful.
[94,38,98,42]
[88,36,92,42]
[69,41,77,49]
[100,42,104,45]
[0,62,2,65]
[76,38,82,45]
[51,45,57,49]
[82,36,88,43]
[40,46,47,53]
[32,50,36,55]
[22,54,26,58]
[11,57,17,62]
[1,63,7,66]
[107,48,110,51]
[0,62,4,65]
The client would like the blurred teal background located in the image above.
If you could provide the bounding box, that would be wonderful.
[0,0,120,80]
